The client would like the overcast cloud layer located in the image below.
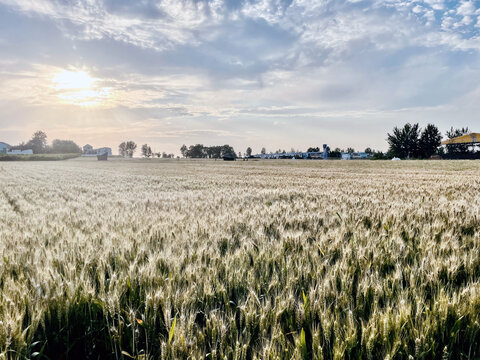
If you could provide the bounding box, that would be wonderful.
[1,0,479,154]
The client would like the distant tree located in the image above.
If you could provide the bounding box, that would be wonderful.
[445,127,471,156]
[246,147,252,157]
[180,144,188,157]
[419,124,442,158]
[364,147,373,154]
[307,147,320,152]
[328,147,342,158]
[10,142,28,151]
[141,144,152,158]
[221,145,235,157]
[27,131,48,154]
[186,144,206,158]
[371,151,387,160]
[438,147,445,157]
[126,141,137,158]
[51,139,82,154]
[261,147,266,155]
[238,152,242,158]
[155,152,161,158]
[119,142,127,157]
[346,147,355,154]
[206,146,222,158]
[184,144,235,158]
[387,123,421,159]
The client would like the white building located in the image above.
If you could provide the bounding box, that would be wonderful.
[0,142,11,154]
[83,144,94,154]
[7,149,33,155]
[82,145,112,157]
[350,152,371,159]
[96,147,112,156]
[0,142,11,153]
[342,152,372,160]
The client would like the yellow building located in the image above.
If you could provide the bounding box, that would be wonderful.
[441,133,480,145]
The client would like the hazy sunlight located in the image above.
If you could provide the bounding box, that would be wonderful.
[52,70,110,106]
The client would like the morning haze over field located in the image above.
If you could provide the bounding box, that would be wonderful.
[1,0,480,154]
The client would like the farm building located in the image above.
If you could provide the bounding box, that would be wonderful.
[83,145,112,157]
[0,142,11,153]
[223,153,236,161]
[441,133,480,145]
[351,152,372,159]
[83,144,94,154]
[96,147,112,156]
[342,152,372,160]
[7,149,33,155]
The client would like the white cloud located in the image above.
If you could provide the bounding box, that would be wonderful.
[457,1,476,16]
[423,0,444,11]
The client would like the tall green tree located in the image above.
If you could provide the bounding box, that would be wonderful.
[27,131,48,154]
[141,144,152,158]
[328,148,342,158]
[126,141,137,158]
[246,147,252,157]
[186,144,206,158]
[419,124,442,158]
[221,145,235,157]
[180,144,187,158]
[387,123,421,159]
[119,142,127,157]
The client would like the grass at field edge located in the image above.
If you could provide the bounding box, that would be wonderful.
[0,153,81,161]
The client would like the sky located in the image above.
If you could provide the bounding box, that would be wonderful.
[0,0,479,155]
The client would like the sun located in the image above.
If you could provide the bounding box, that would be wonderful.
[53,70,95,90]
[52,70,111,107]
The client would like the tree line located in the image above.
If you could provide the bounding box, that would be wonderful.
[10,131,82,154]
[140,143,174,158]
[179,144,236,158]
[19,124,471,160]
[301,124,475,160]
[118,141,175,158]
[386,124,477,159]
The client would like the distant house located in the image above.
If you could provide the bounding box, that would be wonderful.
[0,142,11,154]
[82,145,112,157]
[83,144,94,154]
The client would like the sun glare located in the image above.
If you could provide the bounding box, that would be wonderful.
[52,70,111,107]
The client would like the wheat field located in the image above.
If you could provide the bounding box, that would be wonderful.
[1,158,479,359]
